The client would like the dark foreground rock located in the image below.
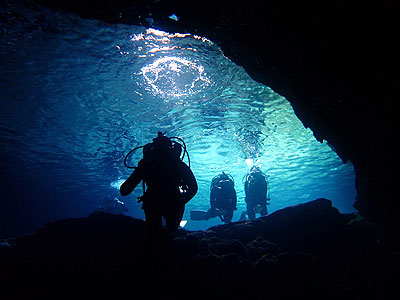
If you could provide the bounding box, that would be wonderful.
[1,199,399,299]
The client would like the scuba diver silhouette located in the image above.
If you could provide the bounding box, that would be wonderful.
[205,172,237,224]
[243,166,269,219]
[120,132,198,232]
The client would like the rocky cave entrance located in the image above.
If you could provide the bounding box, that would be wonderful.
[113,27,357,230]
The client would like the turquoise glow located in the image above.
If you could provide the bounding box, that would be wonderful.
[0,3,355,235]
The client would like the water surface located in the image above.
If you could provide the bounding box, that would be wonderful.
[0,1,355,236]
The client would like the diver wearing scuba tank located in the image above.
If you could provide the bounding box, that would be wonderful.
[205,172,237,224]
[120,132,198,232]
[244,166,269,219]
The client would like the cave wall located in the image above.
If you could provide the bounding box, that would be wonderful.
[33,0,399,224]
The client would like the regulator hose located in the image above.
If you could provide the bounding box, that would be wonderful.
[123,136,191,169]
[123,146,144,169]
[170,136,190,168]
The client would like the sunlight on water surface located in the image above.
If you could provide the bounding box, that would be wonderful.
[0,1,355,235]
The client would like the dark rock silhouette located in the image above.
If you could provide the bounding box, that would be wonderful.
[1,199,399,299]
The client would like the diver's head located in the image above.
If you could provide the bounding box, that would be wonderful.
[247,166,265,184]
[250,166,262,175]
[220,172,229,180]
[217,172,233,188]
[124,132,187,168]
[152,131,172,149]
[218,179,231,189]
[143,131,183,161]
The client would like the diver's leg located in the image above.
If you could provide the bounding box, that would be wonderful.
[223,210,233,223]
[246,202,256,220]
[144,210,163,232]
[260,202,268,216]
[204,207,217,220]
[239,210,248,221]
[165,204,184,232]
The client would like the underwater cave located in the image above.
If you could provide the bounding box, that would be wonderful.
[2,1,400,299]
[0,1,356,237]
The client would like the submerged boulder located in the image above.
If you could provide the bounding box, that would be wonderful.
[207,198,347,252]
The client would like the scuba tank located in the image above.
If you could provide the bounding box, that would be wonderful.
[123,131,190,169]
[243,166,271,203]
[123,132,192,205]
[210,172,235,191]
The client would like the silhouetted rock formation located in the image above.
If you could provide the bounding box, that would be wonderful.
[1,199,399,299]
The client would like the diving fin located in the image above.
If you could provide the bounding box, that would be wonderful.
[190,210,208,221]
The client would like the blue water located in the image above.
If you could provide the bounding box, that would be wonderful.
[0,1,355,237]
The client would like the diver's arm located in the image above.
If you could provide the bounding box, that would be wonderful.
[232,189,237,210]
[210,188,216,208]
[263,179,268,200]
[244,181,250,203]
[120,163,144,196]
[244,181,249,196]
[180,163,198,203]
